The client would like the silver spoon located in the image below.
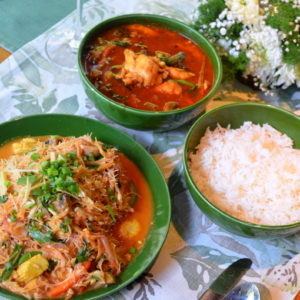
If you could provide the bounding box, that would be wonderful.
[223,282,260,300]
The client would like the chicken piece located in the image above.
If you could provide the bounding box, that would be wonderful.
[16,254,49,283]
[155,80,182,95]
[167,66,195,80]
[120,49,168,87]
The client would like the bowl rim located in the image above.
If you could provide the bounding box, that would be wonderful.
[183,102,300,231]
[77,13,222,115]
[0,113,171,300]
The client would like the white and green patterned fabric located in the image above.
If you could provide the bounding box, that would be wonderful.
[0,0,300,299]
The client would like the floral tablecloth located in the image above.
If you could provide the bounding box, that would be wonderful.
[0,0,300,299]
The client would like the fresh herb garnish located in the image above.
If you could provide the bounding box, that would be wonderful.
[76,242,89,263]
[47,259,58,272]
[60,217,71,233]
[172,79,198,91]
[31,153,40,162]
[0,244,23,282]
[18,251,42,265]
[9,209,17,222]
[112,93,128,101]
[27,224,55,244]
[17,175,38,185]
[113,40,131,47]
[106,205,116,222]
[0,195,8,204]
[155,51,186,68]
[129,247,137,254]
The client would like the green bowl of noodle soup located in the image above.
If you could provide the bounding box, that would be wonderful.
[0,114,171,299]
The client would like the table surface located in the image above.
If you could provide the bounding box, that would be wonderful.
[0,1,300,300]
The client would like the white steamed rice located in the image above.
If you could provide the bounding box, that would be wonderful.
[189,121,300,226]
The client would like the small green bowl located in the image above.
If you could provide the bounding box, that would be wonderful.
[183,102,300,238]
[0,114,171,299]
[78,14,222,131]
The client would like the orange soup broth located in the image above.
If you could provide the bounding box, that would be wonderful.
[84,24,214,111]
[116,153,153,254]
[0,137,153,256]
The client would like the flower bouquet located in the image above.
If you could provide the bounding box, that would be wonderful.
[193,0,300,93]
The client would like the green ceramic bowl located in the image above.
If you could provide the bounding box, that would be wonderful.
[183,102,300,238]
[0,114,171,299]
[78,14,222,131]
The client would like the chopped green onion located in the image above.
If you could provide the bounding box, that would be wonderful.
[129,247,137,254]
[4,180,10,187]
[31,153,40,162]
[17,175,38,185]
[33,211,43,218]
[9,210,17,222]
[172,79,198,91]
[106,205,116,222]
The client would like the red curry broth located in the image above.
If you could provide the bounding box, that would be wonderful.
[83,24,214,111]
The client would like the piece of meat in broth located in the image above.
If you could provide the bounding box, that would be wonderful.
[120,49,168,87]
[166,66,195,80]
[154,80,182,95]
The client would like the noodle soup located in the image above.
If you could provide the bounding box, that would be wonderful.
[0,135,152,299]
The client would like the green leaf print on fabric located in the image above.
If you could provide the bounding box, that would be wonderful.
[14,53,42,87]
[14,101,43,115]
[53,95,79,114]
[211,235,258,266]
[126,273,161,300]
[42,89,57,112]
[172,246,224,291]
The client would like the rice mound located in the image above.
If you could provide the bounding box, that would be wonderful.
[189,121,300,226]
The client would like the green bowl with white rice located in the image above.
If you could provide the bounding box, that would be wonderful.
[183,102,300,237]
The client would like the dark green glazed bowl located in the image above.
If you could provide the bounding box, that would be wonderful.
[78,14,222,131]
[183,102,300,238]
[0,114,171,299]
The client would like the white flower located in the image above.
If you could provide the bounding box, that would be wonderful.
[225,0,260,25]
[240,23,284,86]
[273,64,297,89]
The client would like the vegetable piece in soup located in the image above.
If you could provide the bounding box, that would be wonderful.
[83,24,214,111]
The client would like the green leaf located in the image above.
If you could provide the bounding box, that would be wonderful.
[42,89,58,112]
[28,230,54,244]
[76,242,89,263]
[0,245,23,282]
[31,153,40,162]
[0,195,8,204]
[194,0,226,28]
[17,175,38,185]
[106,205,116,222]
[53,95,79,114]
[18,251,42,265]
